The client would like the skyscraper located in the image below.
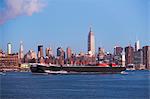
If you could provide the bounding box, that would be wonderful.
[66,47,72,59]
[19,41,24,59]
[88,27,95,55]
[143,46,150,69]
[134,49,144,69]
[38,45,44,58]
[135,40,140,51]
[125,45,134,66]
[7,43,12,54]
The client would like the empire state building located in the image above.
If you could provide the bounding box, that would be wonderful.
[88,27,95,55]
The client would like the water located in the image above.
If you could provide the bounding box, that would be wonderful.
[0,70,150,99]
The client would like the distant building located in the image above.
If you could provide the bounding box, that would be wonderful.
[125,45,134,66]
[121,52,125,67]
[66,47,72,59]
[57,47,65,65]
[97,47,105,61]
[38,45,44,58]
[114,46,123,65]
[0,54,19,67]
[114,46,123,56]
[24,50,37,63]
[135,40,140,51]
[143,46,150,69]
[88,27,95,55]
[45,48,53,57]
[7,43,12,54]
[19,41,24,59]
[104,52,113,63]
[57,47,65,59]
[0,49,3,57]
[134,49,145,70]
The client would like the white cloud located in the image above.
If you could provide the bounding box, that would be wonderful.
[0,0,46,25]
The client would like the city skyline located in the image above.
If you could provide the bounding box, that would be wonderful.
[0,0,149,53]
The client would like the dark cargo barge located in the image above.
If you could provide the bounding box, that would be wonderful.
[30,64,126,74]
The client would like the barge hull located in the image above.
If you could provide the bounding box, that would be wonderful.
[30,65,126,74]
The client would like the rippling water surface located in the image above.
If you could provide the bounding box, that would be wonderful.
[0,70,150,99]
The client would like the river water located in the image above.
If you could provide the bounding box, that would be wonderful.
[0,70,150,99]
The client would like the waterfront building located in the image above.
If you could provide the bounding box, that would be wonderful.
[19,41,24,59]
[7,43,12,54]
[0,53,19,69]
[38,45,44,58]
[135,40,140,51]
[125,45,134,66]
[88,27,95,55]
[143,46,150,69]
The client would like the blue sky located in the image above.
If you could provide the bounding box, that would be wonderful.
[0,0,149,55]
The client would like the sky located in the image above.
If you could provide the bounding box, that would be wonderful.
[0,0,149,55]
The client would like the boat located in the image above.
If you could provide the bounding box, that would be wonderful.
[30,63,126,74]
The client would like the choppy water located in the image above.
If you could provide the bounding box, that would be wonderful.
[0,70,150,99]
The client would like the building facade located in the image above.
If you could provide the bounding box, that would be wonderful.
[88,27,95,55]
[38,45,44,58]
[125,45,134,66]
[19,41,24,59]
[66,47,72,59]
[143,46,150,69]
[134,49,145,70]
[46,48,53,57]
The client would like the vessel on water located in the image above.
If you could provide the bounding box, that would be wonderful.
[30,63,126,74]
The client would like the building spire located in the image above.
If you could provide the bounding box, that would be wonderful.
[89,25,92,32]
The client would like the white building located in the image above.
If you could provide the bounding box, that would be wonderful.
[19,41,24,59]
[135,40,140,51]
[7,43,12,54]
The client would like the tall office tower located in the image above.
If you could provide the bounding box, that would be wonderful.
[135,40,140,51]
[46,48,53,57]
[19,41,24,59]
[125,45,134,66]
[7,43,12,54]
[143,46,150,69]
[114,46,123,56]
[66,47,72,59]
[88,27,95,55]
[38,45,44,58]
[134,49,143,64]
